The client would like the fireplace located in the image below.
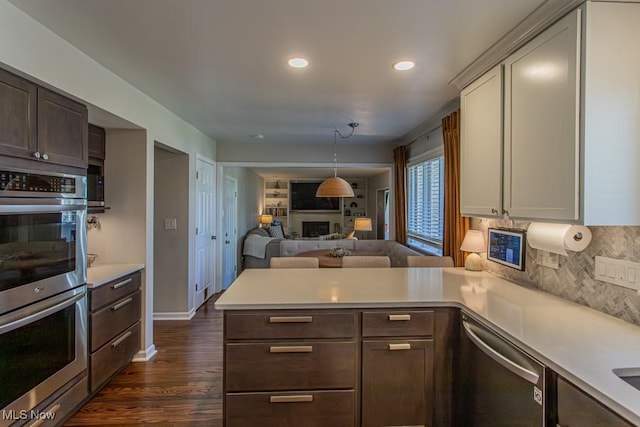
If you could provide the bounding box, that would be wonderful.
[302,221,330,238]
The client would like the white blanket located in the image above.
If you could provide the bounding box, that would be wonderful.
[243,234,275,259]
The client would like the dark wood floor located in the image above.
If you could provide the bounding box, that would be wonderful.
[67,294,224,426]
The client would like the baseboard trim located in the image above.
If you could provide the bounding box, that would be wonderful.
[132,344,157,362]
[153,308,196,321]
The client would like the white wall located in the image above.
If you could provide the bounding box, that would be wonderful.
[217,142,392,164]
[0,1,217,359]
[153,147,189,315]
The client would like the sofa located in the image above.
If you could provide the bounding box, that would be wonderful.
[241,227,284,269]
[241,228,356,269]
[279,239,422,267]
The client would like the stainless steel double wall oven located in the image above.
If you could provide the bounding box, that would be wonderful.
[0,167,87,426]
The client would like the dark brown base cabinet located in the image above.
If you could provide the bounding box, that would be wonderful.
[556,376,633,427]
[88,271,142,393]
[223,308,457,427]
[362,339,433,427]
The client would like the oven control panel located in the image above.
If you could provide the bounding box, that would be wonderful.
[0,170,77,194]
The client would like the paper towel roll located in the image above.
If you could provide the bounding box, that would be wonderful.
[527,223,592,256]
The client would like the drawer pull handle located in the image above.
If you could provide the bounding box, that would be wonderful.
[269,316,312,323]
[28,404,60,427]
[269,345,313,353]
[388,314,411,321]
[389,343,411,351]
[269,395,313,403]
[111,297,133,311]
[111,330,133,348]
[111,278,133,290]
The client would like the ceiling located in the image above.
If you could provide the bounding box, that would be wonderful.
[10,0,546,146]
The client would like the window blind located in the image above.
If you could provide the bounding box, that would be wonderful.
[407,155,444,250]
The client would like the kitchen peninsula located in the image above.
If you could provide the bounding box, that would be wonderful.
[215,268,640,426]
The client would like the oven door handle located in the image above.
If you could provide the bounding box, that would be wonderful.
[463,320,539,385]
[0,200,86,214]
[0,290,85,334]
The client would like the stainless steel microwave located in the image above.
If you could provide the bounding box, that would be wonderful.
[87,162,104,208]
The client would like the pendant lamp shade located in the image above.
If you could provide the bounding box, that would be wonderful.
[316,176,354,198]
[316,122,359,198]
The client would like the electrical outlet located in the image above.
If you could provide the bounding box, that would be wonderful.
[164,218,177,230]
[594,256,640,291]
[539,251,559,269]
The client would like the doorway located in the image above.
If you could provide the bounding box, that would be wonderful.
[376,188,390,240]
[222,176,238,289]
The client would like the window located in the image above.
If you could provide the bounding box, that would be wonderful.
[407,154,444,255]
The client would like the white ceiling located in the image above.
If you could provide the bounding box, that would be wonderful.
[11,0,545,145]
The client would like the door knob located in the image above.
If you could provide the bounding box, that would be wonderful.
[33,151,41,159]
[41,153,49,160]
[211,235,217,240]
[225,240,230,244]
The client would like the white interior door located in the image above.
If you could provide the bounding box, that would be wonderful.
[222,176,238,289]
[195,157,216,308]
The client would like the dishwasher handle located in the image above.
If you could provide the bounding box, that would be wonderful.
[463,320,540,385]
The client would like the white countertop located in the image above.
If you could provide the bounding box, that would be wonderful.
[215,267,640,424]
[86,263,145,288]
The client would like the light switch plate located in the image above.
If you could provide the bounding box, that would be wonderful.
[164,218,177,230]
[594,256,640,291]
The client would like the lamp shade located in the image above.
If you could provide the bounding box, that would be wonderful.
[460,230,486,253]
[259,214,273,224]
[316,177,354,198]
[354,217,372,231]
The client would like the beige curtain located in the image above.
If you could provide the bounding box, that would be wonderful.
[442,110,469,266]
[393,145,407,245]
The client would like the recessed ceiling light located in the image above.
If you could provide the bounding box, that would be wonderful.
[393,61,415,71]
[288,57,309,69]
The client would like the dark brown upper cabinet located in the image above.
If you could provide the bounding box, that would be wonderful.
[0,68,38,160]
[88,124,106,160]
[38,87,88,168]
[0,68,88,169]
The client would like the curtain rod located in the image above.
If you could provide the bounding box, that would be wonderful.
[405,124,442,148]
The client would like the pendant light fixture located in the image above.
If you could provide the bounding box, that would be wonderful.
[316,122,358,198]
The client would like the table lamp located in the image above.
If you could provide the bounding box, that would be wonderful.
[259,214,273,228]
[460,229,486,271]
[354,217,372,239]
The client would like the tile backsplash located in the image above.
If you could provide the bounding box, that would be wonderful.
[471,218,640,326]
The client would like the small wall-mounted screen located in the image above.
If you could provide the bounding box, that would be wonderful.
[487,228,526,271]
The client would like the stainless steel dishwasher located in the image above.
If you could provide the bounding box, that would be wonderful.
[458,314,547,426]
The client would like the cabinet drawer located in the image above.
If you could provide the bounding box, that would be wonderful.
[91,290,141,352]
[90,322,140,392]
[226,341,356,391]
[29,377,88,427]
[90,272,141,311]
[226,311,356,339]
[226,390,355,427]
[362,310,434,337]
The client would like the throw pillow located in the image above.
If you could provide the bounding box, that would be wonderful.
[267,224,285,239]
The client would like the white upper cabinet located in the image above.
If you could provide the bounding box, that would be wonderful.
[460,2,640,225]
[582,2,640,225]
[460,64,503,217]
[503,9,581,221]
